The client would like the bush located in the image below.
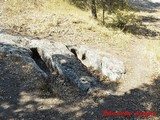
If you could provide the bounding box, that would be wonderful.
[112,10,137,30]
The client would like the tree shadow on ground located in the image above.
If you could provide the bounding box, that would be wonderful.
[79,76,160,119]
[124,25,160,37]
[0,43,120,119]
[129,0,160,13]
[1,65,159,120]
[68,0,160,13]
[106,22,160,37]
[9,74,159,120]
[141,16,160,23]
[0,43,159,120]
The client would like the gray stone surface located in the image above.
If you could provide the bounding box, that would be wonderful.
[0,43,32,57]
[29,40,98,91]
[67,45,102,71]
[101,54,125,81]
[0,42,48,89]
[0,32,98,92]
[0,32,125,92]
[67,45,125,81]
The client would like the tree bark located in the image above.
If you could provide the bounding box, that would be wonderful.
[90,0,97,19]
[119,0,124,9]
[102,0,106,24]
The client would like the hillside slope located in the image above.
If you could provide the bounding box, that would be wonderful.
[0,0,160,119]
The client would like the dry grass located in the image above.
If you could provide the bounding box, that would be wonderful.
[0,0,133,48]
[0,0,159,53]
[147,41,160,62]
[0,1,160,119]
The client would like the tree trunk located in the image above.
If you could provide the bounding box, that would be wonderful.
[119,0,124,9]
[106,0,112,12]
[106,0,111,7]
[90,0,97,19]
[102,7,105,24]
[102,0,106,24]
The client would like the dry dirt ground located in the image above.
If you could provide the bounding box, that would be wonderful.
[0,1,160,120]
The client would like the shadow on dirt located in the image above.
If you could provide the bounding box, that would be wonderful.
[141,16,160,23]
[80,76,160,119]
[130,0,160,13]
[68,0,160,13]
[124,25,160,37]
[0,43,159,119]
[0,67,159,119]
[106,22,160,37]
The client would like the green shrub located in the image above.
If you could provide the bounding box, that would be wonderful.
[112,10,137,30]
